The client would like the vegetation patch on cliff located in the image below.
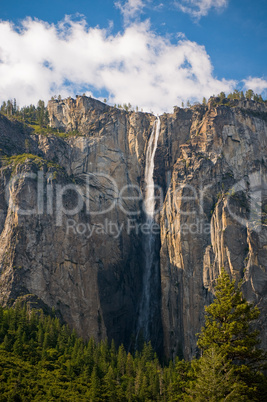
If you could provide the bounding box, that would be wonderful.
[0,153,65,179]
[30,123,83,138]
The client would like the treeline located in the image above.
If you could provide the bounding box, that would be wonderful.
[206,89,264,104]
[181,89,265,108]
[0,303,189,401]
[0,97,140,121]
[0,99,49,127]
[0,88,265,123]
[0,269,266,401]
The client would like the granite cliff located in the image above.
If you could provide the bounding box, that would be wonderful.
[0,95,266,359]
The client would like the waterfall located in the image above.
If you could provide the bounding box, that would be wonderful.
[144,116,161,219]
[136,116,161,342]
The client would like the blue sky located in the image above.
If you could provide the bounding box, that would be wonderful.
[0,0,266,112]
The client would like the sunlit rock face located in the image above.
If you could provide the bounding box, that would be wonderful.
[0,96,267,359]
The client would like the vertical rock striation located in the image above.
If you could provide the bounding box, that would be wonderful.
[158,99,267,359]
[0,96,266,359]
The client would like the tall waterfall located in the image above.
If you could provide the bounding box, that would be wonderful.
[137,116,161,342]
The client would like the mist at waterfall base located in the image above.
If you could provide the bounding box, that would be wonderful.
[136,117,163,351]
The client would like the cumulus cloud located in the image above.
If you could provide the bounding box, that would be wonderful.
[243,77,267,95]
[175,0,228,19]
[0,16,236,113]
[115,0,146,25]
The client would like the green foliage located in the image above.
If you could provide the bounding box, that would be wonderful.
[210,89,265,108]
[3,301,264,400]
[122,102,132,112]
[1,153,63,175]
[1,153,45,168]
[36,99,49,127]
[0,304,189,401]
[0,99,40,124]
[198,269,261,361]
[0,99,81,138]
[245,89,254,100]
[185,347,250,401]
[30,123,82,138]
[196,268,267,400]
[219,91,226,101]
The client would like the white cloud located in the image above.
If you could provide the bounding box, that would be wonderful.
[115,0,146,25]
[243,77,267,94]
[175,0,228,19]
[154,3,164,11]
[0,16,236,113]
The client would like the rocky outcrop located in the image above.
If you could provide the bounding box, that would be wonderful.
[0,96,267,359]
[159,99,267,358]
[0,99,162,352]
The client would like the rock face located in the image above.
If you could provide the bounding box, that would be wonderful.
[159,100,267,359]
[0,96,267,359]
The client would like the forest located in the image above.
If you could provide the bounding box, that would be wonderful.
[0,270,266,401]
[0,91,267,400]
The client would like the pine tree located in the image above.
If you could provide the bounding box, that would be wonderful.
[253,93,260,102]
[197,268,263,364]
[219,91,226,101]
[102,366,117,400]
[7,100,13,115]
[117,344,126,375]
[185,347,250,401]
[0,101,7,114]
[233,89,241,99]
[89,366,101,401]
[245,89,254,100]
[126,352,134,377]
[197,268,267,399]
[3,334,11,351]
[37,100,46,127]
[13,98,17,114]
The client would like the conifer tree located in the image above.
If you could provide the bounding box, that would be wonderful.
[126,352,134,377]
[0,101,7,114]
[89,366,101,401]
[233,89,241,99]
[117,344,126,375]
[197,268,267,399]
[37,100,45,127]
[219,91,226,101]
[245,89,254,100]
[185,347,250,401]
[197,268,263,364]
[102,366,117,400]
